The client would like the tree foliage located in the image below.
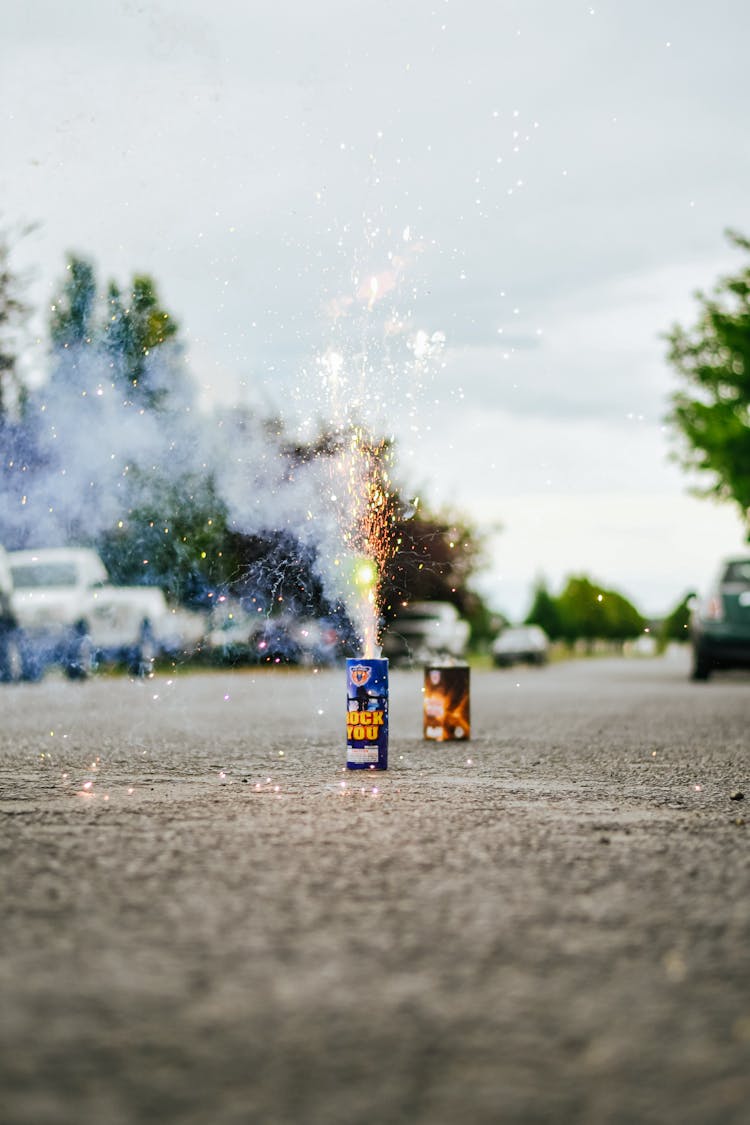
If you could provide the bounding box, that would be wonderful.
[0,225,32,419]
[524,578,563,639]
[104,277,180,407]
[526,574,645,645]
[666,230,750,529]
[381,508,483,614]
[660,592,692,645]
[98,471,231,604]
[50,254,185,408]
[50,256,97,350]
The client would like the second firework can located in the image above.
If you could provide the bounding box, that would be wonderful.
[346,657,389,770]
[423,663,470,741]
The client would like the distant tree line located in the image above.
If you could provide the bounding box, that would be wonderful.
[525,575,646,647]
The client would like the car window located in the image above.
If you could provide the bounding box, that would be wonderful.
[10,563,79,588]
[396,611,440,622]
[722,561,750,585]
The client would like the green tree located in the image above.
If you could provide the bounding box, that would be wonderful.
[382,506,485,610]
[50,255,97,350]
[42,252,202,587]
[525,577,563,639]
[50,256,184,409]
[48,254,101,401]
[556,576,608,646]
[0,225,32,418]
[102,282,129,367]
[104,275,180,407]
[666,230,750,529]
[599,587,646,642]
[555,575,645,647]
[99,470,231,605]
[660,593,693,645]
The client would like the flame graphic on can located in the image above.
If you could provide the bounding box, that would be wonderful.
[423,664,470,742]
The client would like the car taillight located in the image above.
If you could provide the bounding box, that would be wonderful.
[703,595,724,622]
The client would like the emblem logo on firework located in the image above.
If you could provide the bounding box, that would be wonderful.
[349,663,372,687]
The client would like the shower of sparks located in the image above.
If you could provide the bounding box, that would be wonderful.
[308,369,399,656]
[293,228,445,654]
[340,433,395,656]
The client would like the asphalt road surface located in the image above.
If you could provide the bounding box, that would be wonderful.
[1,650,748,1125]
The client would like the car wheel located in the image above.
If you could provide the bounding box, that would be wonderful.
[129,622,156,677]
[65,629,96,680]
[0,630,22,683]
[20,646,44,682]
[690,644,711,681]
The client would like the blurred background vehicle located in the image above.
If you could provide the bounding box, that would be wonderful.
[0,546,23,683]
[9,546,172,679]
[491,624,550,668]
[381,601,470,666]
[156,605,209,662]
[689,557,750,680]
[254,614,302,664]
[207,600,345,666]
[288,617,343,666]
[206,598,264,664]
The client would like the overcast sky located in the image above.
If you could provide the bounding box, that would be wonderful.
[3,0,750,619]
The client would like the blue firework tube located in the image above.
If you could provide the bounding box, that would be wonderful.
[346,657,389,770]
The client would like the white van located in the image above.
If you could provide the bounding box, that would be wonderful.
[9,546,169,679]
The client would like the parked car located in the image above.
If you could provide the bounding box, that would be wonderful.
[9,547,170,679]
[492,625,549,668]
[289,617,343,666]
[157,605,209,661]
[0,546,23,683]
[689,557,750,680]
[381,601,470,665]
[246,614,344,666]
[206,599,266,664]
[207,601,343,667]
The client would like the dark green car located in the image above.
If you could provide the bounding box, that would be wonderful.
[690,558,750,680]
